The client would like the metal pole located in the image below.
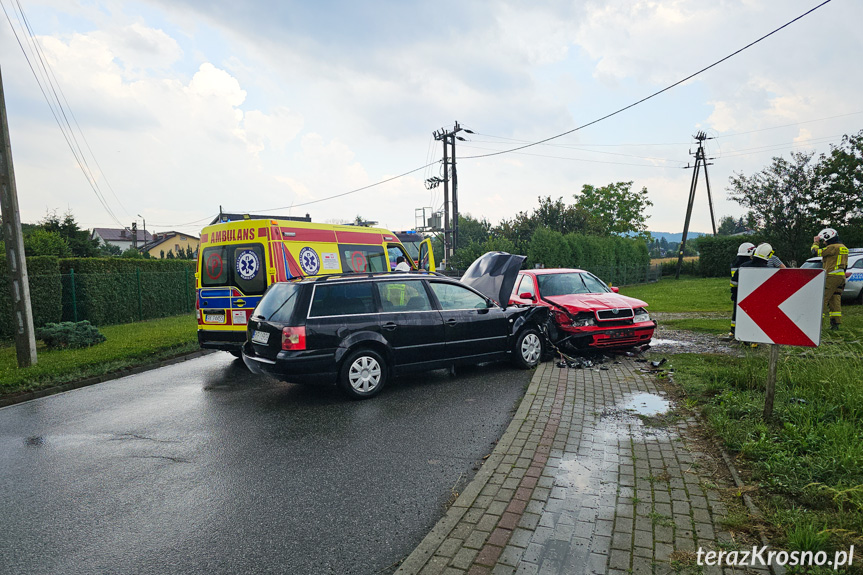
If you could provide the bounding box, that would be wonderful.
[763,344,780,420]
[0,66,37,366]
[70,268,78,322]
[137,267,143,321]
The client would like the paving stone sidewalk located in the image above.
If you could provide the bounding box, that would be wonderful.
[396,357,766,575]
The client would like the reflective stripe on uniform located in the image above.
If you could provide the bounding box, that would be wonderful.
[829,311,842,317]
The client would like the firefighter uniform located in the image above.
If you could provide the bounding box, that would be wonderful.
[812,240,849,327]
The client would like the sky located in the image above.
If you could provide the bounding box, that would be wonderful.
[1,0,860,239]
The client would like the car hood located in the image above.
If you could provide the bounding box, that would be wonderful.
[544,292,648,313]
[460,252,526,307]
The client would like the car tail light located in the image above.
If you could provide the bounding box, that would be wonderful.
[281,326,306,350]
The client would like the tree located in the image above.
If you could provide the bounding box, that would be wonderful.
[98,243,122,257]
[455,214,491,250]
[727,151,821,264]
[572,182,653,239]
[716,215,748,236]
[121,247,144,258]
[23,228,72,257]
[39,210,99,257]
[816,129,863,245]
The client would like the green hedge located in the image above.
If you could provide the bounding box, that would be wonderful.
[0,255,63,338]
[527,229,652,285]
[695,235,761,277]
[58,259,196,326]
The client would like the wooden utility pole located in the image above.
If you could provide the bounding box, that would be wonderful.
[675,131,717,279]
[0,66,37,367]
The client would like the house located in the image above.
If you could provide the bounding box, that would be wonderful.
[91,227,152,252]
[141,231,200,259]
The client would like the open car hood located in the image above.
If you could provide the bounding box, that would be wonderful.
[460,252,526,307]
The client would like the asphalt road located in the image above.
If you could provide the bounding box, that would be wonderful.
[0,353,532,575]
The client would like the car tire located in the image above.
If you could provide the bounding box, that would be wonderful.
[513,328,543,369]
[338,348,388,399]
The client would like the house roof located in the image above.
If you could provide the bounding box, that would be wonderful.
[91,227,152,243]
[141,231,200,252]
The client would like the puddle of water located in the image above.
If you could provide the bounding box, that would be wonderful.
[649,338,691,347]
[621,392,670,416]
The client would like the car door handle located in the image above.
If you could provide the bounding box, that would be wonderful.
[445,318,458,327]
[382,322,398,331]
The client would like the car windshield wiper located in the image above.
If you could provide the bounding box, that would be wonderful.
[265,291,297,321]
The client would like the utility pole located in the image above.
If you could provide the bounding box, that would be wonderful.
[0,66,37,367]
[675,131,717,279]
[131,221,138,250]
[428,121,473,269]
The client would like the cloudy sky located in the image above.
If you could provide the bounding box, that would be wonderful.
[1,0,860,238]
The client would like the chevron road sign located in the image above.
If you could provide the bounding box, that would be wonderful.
[736,268,825,347]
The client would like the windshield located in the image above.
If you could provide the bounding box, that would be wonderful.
[254,283,301,323]
[800,260,821,269]
[401,241,420,260]
[536,272,611,297]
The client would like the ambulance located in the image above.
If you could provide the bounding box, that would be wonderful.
[196,216,435,354]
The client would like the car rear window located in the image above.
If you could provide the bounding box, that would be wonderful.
[339,244,388,273]
[310,282,377,317]
[254,283,302,323]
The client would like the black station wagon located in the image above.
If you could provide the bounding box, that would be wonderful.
[242,253,550,399]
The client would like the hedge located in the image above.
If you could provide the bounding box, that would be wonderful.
[695,235,761,278]
[58,258,196,326]
[0,255,63,339]
[527,229,652,285]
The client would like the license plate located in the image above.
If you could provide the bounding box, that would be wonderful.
[610,329,634,339]
[251,330,270,344]
[205,313,226,324]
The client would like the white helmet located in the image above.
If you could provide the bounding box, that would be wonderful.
[753,243,774,261]
[737,242,755,257]
[818,228,838,242]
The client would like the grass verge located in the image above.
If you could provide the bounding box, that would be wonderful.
[620,276,731,313]
[0,314,199,398]
[648,288,863,566]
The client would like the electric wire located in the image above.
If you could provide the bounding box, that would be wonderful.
[460,0,834,160]
[1,0,127,227]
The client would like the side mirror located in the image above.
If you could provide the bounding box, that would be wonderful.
[611,286,620,293]
[519,292,536,301]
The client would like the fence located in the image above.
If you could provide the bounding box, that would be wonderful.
[5,269,196,335]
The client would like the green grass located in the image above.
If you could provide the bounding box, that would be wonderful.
[620,276,731,313]
[660,304,863,559]
[0,314,198,397]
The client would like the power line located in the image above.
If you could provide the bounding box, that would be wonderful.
[461,0,834,160]
[253,161,439,213]
[1,0,129,227]
[457,144,684,168]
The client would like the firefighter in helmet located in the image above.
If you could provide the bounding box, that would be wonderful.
[727,242,755,338]
[812,228,849,330]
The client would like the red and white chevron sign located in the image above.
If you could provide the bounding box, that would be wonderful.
[736,268,825,347]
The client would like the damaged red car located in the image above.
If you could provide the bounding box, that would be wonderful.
[509,268,656,350]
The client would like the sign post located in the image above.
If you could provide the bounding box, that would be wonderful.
[735,268,825,420]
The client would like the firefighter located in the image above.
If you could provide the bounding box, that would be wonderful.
[812,228,849,330]
[727,242,755,338]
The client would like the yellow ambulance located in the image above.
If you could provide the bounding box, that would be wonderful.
[196,216,435,354]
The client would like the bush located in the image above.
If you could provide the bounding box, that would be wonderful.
[695,235,761,277]
[59,258,196,325]
[0,255,63,338]
[36,321,106,349]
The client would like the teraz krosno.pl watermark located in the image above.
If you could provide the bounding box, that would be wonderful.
[697,546,855,570]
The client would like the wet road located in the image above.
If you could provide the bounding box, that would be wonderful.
[0,354,531,575]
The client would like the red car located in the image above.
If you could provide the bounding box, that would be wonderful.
[509,268,656,350]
